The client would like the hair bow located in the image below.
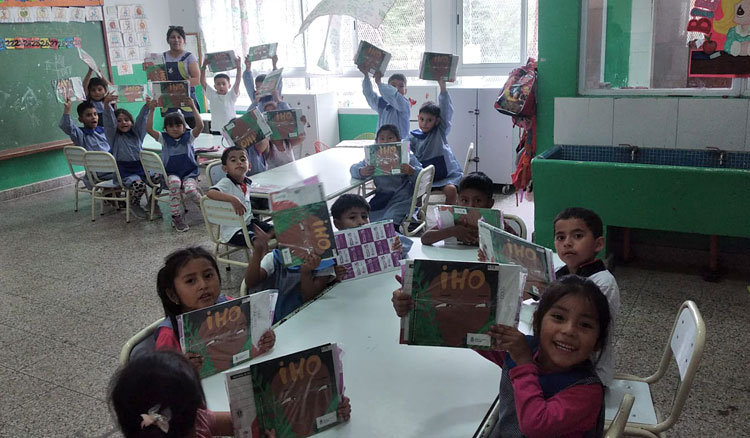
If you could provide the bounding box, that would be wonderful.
[140,404,171,434]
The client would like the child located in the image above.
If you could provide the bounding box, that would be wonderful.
[82,68,111,127]
[552,207,620,385]
[350,125,422,230]
[200,55,242,134]
[266,134,302,168]
[109,350,233,438]
[206,146,274,246]
[59,99,110,153]
[243,55,284,111]
[102,93,153,218]
[361,66,410,141]
[154,247,275,365]
[247,138,270,177]
[146,99,203,232]
[245,226,336,323]
[392,275,611,437]
[410,79,463,204]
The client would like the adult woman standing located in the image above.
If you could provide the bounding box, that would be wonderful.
[163,25,201,128]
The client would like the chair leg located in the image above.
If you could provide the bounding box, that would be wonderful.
[74,187,79,212]
[126,191,130,223]
[91,192,96,221]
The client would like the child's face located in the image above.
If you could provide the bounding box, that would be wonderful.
[89,85,107,101]
[116,113,133,133]
[376,130,399,144]
[79,108,99,129]
[536,293,600,372]
[553,218,604,272]
[255,79,264,90]
[222,150,249,180]
[214,77,230,95]
[170,257,221,313]
[418,112,439,133]
[388,78,407,96]
[457,188,494,208]
[334,206,370,230]
[263,101,278,112]
[166,122,186,139]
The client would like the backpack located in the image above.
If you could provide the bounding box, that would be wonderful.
[494,58,537,117]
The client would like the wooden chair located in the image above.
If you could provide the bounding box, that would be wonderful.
[83,151,131,222]
[118,317,164,366]
[63,146,92,212]
[401,165,435,237]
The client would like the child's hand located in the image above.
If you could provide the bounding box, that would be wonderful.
[271,54,278,69]
[391,289,413,317]
[300,252,322,273]
[373,70,383,85]
[271,89,280,102]
[104,93,118,105]
[477,247,487,262]
[235,56,241,69]
[185,352,203,373]
[438,77,447,92]
[183,98,197,110]
[338,396,352,422]
[358,63,369,76]
[229,196,247,216]
[359,166,375,177]
[454,224,478,245]
[252,225,271,253]
[489,325,532,365]
[257,329,275,354]
[400,164,415,176]
[391,238,402,253]
[146,96,157,110]
[202,57,209,69]
[334,264,347,282]
[244,56,252,71]
[63,98,72,113]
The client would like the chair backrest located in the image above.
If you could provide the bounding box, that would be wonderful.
[503,213,528,239]
[139,150,167,187]
[118,317,165,366]
[63,146,87,180]
[206,160,226,186]
[463,142,475,175]
[409,165,435,220]
[354,132,376,140]
[200,196,251,245]
[314,141,329,153]
[604,394,635,438]
[84,151,123,186]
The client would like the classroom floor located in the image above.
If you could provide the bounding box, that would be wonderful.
[0,182,748,437]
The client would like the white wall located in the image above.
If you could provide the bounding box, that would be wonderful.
[168,0,200,34]
[103,0,172,52]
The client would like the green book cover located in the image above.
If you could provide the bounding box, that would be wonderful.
[205,50,236,72]
[418,52,459,82]
[247,42,278,61]
[364,141,410,176]
[142,52,167,81]
[256,67,284,98]
[266,109,303,140]
[151,80,189,110]
[115,84,147,103]
[353,40,391,75]
[436,205,504,246]
[222,108,273,148]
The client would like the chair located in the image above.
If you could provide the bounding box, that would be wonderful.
[353,132,376,140]
[314,141,330,153]
[200,196,254,268]
[401,165,435,237]
[84,151,131,223]
[603,300,706,438]
[605,394,636,438]
[463,142,475,175]
[118,317,164,366]
[139,150,173,221]
[206,159,225,186]
[63,146,92,212]
[503,213,527,239]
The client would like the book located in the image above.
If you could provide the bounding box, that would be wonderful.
[353,40,391,75]
[142,52,167,81]
[255,67,283,98]
[364,141,410,176]
[205,50,236,72]
[247,42,278,61]
[436,205,504,246]
[478,221,556,299]
[77,47,100,73]
[334,220,401,281]
[225,343,345,438]
[221,108,273,148]
[400,259,523,349]
[150,80,189,110]
[176,291,274,379]
[266,109,304,140]
[270,180,337,267]
[115,84,148,103]
[52,77,85,103]
[418,52,459,82]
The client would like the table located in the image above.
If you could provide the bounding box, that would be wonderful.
[142,134,227,160]
[335,139,374,148]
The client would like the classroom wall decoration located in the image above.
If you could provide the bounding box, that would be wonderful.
[102,4,148,75]
[688,0,750,77]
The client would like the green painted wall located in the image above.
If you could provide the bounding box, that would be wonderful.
[338,113,378,140]
[604,0,632,88]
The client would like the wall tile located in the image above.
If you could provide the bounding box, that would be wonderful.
[554,98,614,145]
[677,99,748,151]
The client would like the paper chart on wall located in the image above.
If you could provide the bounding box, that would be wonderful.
[297,0,397,35]
[85,6,103,21]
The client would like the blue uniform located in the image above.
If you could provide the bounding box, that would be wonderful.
[362,77,411,140]
[103,103,150,186]
[242,70,288,111]
[159,131,199,179]
[59,114,110,152]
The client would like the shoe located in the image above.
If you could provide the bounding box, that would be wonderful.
[129,203,148,219]
[172,215,189,232]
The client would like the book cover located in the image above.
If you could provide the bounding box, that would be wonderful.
[115,84,147,103]
[270,181,337,267]
[418,52,459,82]
[221,108,273,148]
[255,67,283,98]
[353,40,391,75]
[205,50,236,73]
[77,47,100,73]
[266,109,303,140]
[478,221,556,299]
[334,220,401,281]
[150,80,189,110]
[436,205,504,246]
[226,343,344,438]
[364,141,410,176]
[177,291,273,379]
[52,77,85,103]
[400,259,523,349]
[142,52,167,81]
[247,42,278,61]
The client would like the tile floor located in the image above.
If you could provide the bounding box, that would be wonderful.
[0,183,748,437]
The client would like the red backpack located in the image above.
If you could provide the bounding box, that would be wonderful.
[494,58,537,117]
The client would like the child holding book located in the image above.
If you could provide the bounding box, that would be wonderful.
[410,78,463,204]
[145,99,203,232]
[392,275,610,437]
[59,100,110,153]
[200,55,242,134]
[154,247,275,369]
[82,68,112,126]
[243,54,283,111]
[350,124,422,230]
[361,67,410,141]
[247,137,270,176]
[552,207,620,385]
[206,146,274,246]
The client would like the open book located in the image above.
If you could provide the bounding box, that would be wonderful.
[52,77,85,103]
[334,220,401,281]
[436,205,504,246]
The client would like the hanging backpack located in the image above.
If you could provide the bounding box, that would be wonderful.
[495,58,537,117]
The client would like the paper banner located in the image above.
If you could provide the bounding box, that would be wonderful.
[51,7,69,22]
[68,7,86,22]
[317,15,344,73]
[0,36,80,51]
[34,7,53,22]
[103,5,117,18]
[117,62,133,75]
[0,8,13,24]
[298,0,396,35]
[85,6,103,21]
[15,7,33,23]
[0,1,104,6]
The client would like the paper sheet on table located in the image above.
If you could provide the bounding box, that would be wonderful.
[298,0,397,35]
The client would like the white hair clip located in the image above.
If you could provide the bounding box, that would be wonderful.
[140,404,171,434]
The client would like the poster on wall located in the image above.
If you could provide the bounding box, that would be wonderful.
[688,0,750,77]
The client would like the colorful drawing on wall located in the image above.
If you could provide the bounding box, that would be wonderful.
[688,0,750,77]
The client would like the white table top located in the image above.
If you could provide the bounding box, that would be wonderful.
[335,139,374,148]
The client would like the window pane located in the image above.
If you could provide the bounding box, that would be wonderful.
[247,0,306,69]
[356,0,426,70]
[527,0,538,60]
[463,0,521,64]
[309,77,369,108]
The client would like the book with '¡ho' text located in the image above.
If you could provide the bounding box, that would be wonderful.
[265,108,304,140]
[176,290,274,379]
[255,67,284,98]
[114,84,148,103]
[247,42,278,61]
[478,221,555,299]
[418,52,459,82]
[334,220,401,281]
[205,50,236,72]
[364,141,410,176]
[436,205,504,246]
[52,77,86,103]
[150,80,189,110]
[222,108,273,148]
[400,259,523,349]
[142,52,167,81]
[270,178,337,267]
[353,40,391,75]
[225,343,345,438]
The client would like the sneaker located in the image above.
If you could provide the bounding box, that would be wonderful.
[172,215,189,232]
[129,203,149,219]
